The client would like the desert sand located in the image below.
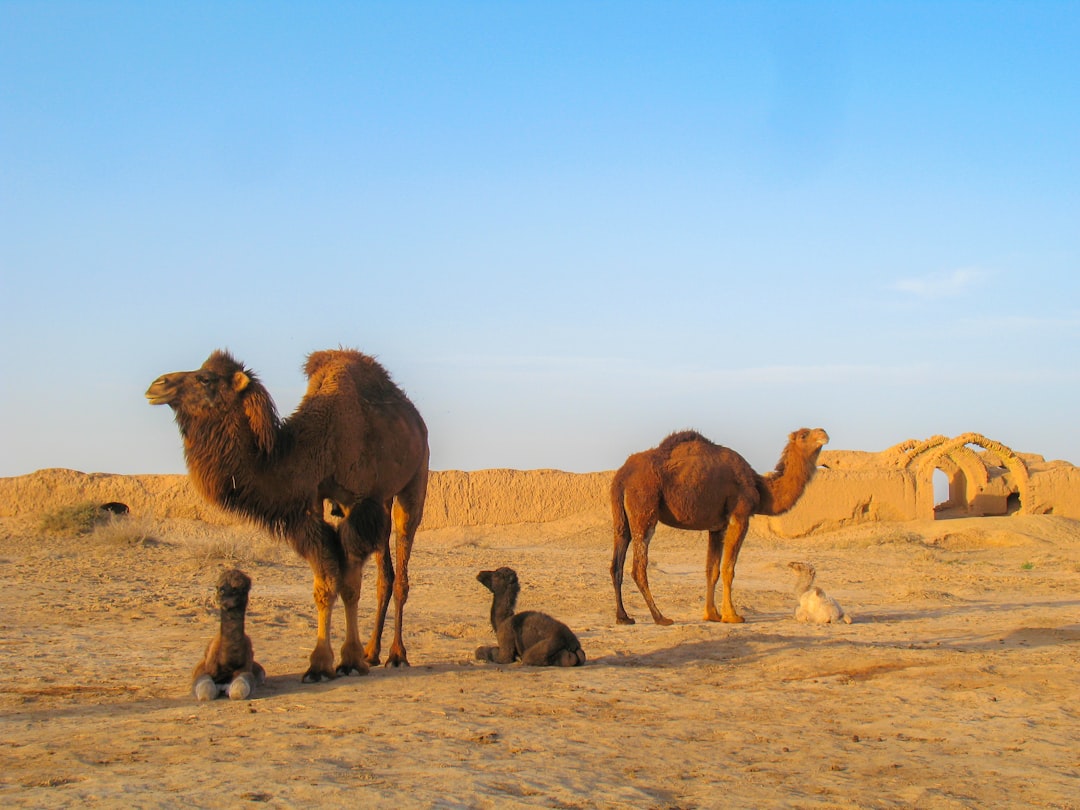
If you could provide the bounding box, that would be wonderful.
[1,471,1078,808]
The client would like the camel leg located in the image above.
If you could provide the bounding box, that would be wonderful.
[337,499,393,666]
[611,521,635,624]
[363,535,394,665]
[304,565,339,682]
[383,480,425,668]
[336,554,370,677]
[292,519,346,682]
[704,528,726,621]
[630,524,673,626]
[715,504,753,623]
[489,622,521,664]
[521,637,580,667]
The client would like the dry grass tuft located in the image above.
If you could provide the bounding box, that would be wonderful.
[38,502,106,536]
[92,514,159,547]
[185,525,288,568]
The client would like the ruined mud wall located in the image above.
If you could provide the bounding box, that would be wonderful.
[3,454,1079,538]
[0,468,613,531]
[1024,461,1080,517]
[764,468,917,538]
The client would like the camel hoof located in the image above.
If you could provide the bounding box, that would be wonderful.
[653,616,675,627]
[336,661,370,677]
[384,655,410,668]
[722,614,746,624]
[616,615,636,625]
[301,668,336,683]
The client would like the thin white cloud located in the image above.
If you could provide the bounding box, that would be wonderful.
[892,268,985,299]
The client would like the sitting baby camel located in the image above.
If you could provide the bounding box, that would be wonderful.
[192,568,267,700]
[475,567,586,667]
[788,561,852,625]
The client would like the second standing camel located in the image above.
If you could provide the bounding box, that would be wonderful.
[611,427,828,625]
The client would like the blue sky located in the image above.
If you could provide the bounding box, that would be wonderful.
[2,1,1078,477]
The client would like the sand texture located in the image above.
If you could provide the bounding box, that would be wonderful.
[1,473,1079,808]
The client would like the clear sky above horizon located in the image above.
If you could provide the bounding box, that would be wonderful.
[2,1,1079,477]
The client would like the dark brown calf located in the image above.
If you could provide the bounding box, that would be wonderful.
[192,569,266,700]
[475,567,585,667]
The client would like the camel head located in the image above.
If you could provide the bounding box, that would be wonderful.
[789,427,830,458]
[477,567,520,598]
[478,567,521,628]
[146,350,279,454]
[216,568,253,612]
[787,561,817,595]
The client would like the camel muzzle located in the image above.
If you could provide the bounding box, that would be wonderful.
[145,374,181,406]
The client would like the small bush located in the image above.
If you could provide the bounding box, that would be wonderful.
[93,514,158,547]
[39,503,104,536]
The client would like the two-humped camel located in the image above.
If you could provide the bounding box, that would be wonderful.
[611,428,828,625]
[147,349,428,682]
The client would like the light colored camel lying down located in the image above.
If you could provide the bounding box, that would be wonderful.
[788,561,852,625]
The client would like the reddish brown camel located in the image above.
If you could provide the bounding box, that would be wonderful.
[611,427,828,626]
[147,349,429,682]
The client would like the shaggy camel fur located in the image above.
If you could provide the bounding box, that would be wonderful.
[148,349,429,682]
[788,561,852,624]
[192,568,266,700]
[611,427,829,625]
[475,567,586,667]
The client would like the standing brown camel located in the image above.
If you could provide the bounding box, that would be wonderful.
[147,348,429,682]
[611,427,828,626]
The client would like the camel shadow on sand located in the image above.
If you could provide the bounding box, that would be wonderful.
[854,597,1080,625]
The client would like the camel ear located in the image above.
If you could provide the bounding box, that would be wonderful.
[242,385,277,455]
[232,371,251,392]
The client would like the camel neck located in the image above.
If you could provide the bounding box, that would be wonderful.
[219,606,247,640]
[490,592,517,631]
[793,569,815,595]
[757,448,820,516]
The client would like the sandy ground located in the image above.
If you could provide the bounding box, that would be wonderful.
[1,510,1078,809]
